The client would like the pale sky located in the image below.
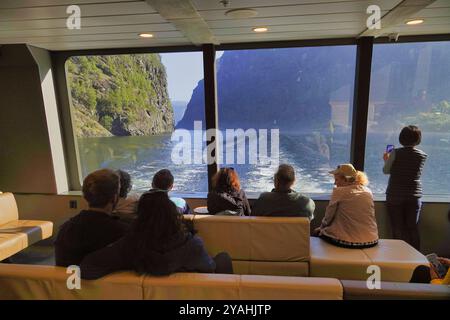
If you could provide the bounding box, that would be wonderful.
[161,51,224,102]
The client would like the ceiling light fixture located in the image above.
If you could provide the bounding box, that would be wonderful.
[225,8,258,19]
[252,27,268,33]
[138,33,154,38]
[405,19,424,25]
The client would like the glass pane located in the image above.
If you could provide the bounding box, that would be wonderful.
[365,41,450,196]
[66,52,207,192]
[214,46,357,194]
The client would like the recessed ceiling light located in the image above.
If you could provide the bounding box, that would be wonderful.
[252,27,268,33]
[138,33,154,38]
[406,19,424,25]
[225,8,258,19]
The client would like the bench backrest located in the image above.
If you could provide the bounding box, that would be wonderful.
[185,215,310,262]
[0,263,342,300]
[0,192,19,225]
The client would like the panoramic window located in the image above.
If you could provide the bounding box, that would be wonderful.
[215,46,357,194]
[65,52,207,192]
[365,41,450,196]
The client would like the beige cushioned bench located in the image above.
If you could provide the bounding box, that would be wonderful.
[310,237,429,282]
[185,214,310,276]
[186,214,428,282]
[341,280,450,300]
[0,192,53,261]
[0,263,343,300]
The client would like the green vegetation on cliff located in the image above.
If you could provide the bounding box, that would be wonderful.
[67,54,174,137]
[404,101,450,132]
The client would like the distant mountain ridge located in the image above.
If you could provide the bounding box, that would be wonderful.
[177,47,356,131]
[177,43,450,132]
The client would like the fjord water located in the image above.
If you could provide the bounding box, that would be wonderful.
[77,131,450,196]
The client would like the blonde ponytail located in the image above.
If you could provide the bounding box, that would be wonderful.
[345,171,369,186]
[355,171,369,186]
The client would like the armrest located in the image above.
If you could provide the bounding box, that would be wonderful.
[341,280,450,300]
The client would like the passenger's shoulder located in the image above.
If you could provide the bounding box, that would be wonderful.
[295,192,313,201]
[239,189,249,197]
[360,185,373,196]
[331,186,346,194]
[257,191,272,199]
[415,148,428,157]
[127,193,141,201]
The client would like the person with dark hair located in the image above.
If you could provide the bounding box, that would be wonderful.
[79,191,233,279]
[55,169,128,267]
[207,167,251,216]
[252,164,315,218]
[150,169,192,215]
[113,170,140,216]
[383,125,427,251]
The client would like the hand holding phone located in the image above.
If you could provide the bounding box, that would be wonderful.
[386,144,395,153]
[427,253,449,278]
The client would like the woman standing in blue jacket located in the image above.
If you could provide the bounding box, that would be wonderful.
[383,125,427,251]
[80,191,233,279]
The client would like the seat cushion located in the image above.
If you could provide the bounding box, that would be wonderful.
[0,264,143,300]
[310,237,372,280]
[310,237,430,282]
[232,260,309,277]
[240,275,343,300]
[0,192,19,225]
[0,220,53,243]
[0,232,28,261]
[0,220,53,261]
[143,273,240,300]
[362,239,429,282]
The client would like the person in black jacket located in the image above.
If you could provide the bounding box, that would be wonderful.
[383,125,427,250]
[207,167,251,216]
[80,191,233,279]
[55,169,129,267]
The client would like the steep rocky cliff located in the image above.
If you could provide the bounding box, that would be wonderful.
[177,43,450,132]
[67,54,174,137]
[177,46,356,131]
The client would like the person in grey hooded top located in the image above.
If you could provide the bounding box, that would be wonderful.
[252,164,315,218]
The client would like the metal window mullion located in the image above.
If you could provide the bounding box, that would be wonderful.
[350,37,374,171]
[202,44,219,192]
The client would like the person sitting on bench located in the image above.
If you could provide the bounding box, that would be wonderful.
[79,191,233,279]
[150,169,192,215]
[313,164,379,249]
[55,169,129,267]
[252,164,315,218]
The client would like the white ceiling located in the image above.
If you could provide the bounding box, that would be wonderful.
[0,0,448,51]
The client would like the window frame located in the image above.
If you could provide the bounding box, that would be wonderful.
[52,45,203,191]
